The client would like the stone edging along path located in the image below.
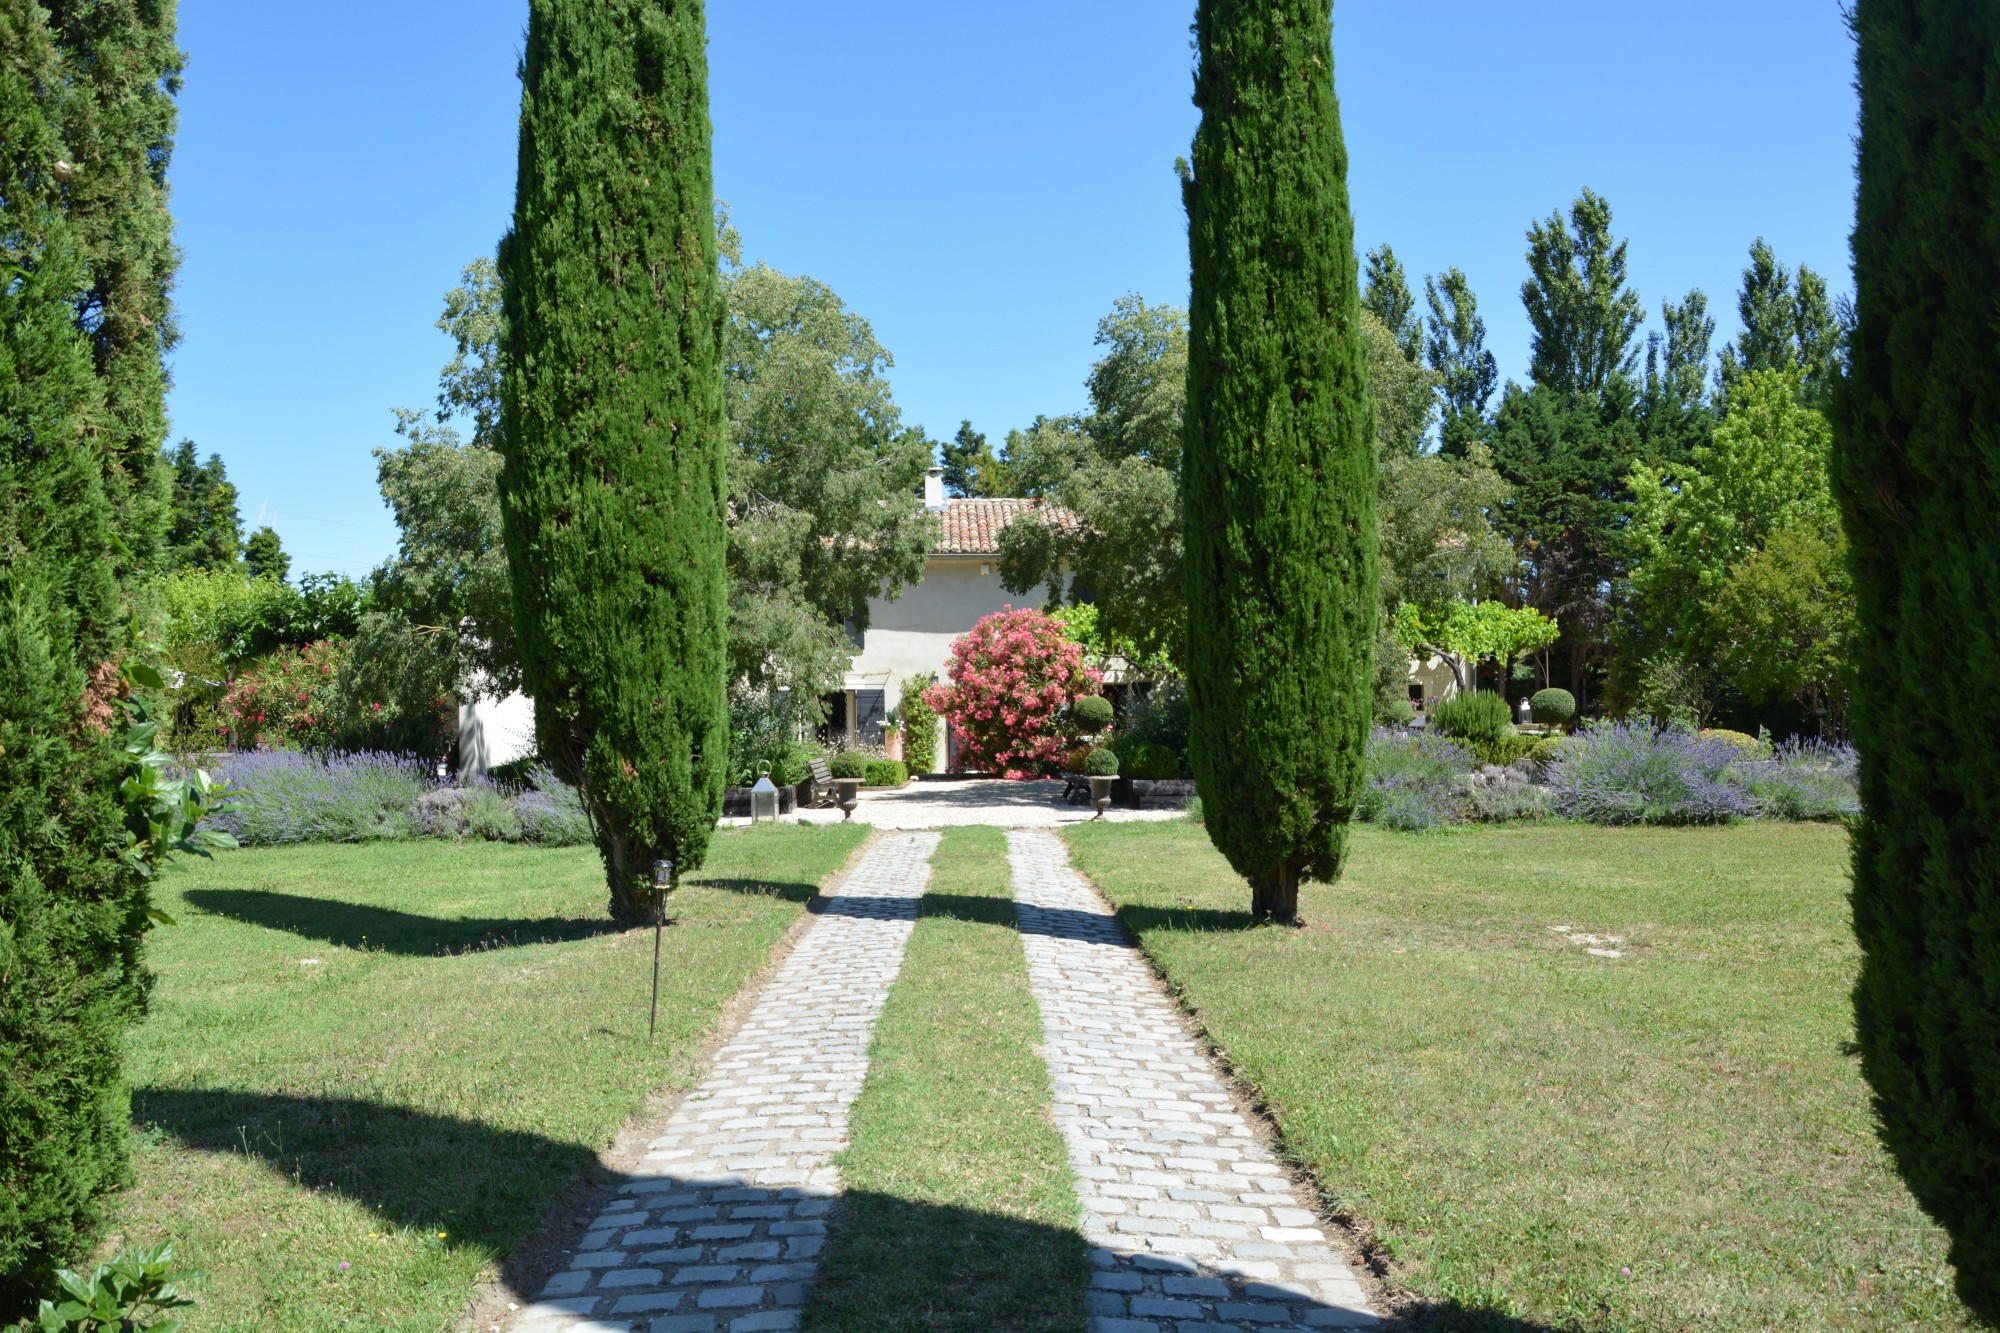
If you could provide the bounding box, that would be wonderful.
[504,826,1378,1332]
[508,831,938,1333]
[1009,829,1380,1331]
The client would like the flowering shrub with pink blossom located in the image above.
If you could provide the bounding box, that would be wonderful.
[218,639,349,750]
[923,607,1102,777]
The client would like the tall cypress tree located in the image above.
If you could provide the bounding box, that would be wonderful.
[41,0,182,574]
[1836,1,2000,1321]
[0,0,154,1310]
[1183,0,1376,922]
[499,0,729,924]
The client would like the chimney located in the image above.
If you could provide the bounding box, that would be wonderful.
[923,466,947,511]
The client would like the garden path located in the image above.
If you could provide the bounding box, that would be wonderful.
[1008,829,1381,1330]
[508,831,939,1333]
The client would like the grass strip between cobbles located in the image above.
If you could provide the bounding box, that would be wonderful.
[805,825,1089,1333]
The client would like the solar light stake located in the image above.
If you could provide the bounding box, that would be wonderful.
[649,859,673,1041]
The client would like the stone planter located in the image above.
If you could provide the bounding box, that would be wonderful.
[1088,774,1117,820]
[833,776,864,821]
[723,784,798,818]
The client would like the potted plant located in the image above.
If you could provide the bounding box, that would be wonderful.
[1083,746,1119,820]
[881,709,903,762]
[828,750,868,821]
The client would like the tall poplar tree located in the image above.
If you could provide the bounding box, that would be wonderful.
[1835,1,2000,1320]
[1362,243,1420,362]
[1522,189,1643,401]
[1424,266,1496,455]
[499,0,729,923]
[1184,0,1376,922]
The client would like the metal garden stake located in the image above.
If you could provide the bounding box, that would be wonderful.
[649,858,673,1041]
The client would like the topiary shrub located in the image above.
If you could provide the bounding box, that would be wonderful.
[1698,727,1762,757]
[1530,687,1576,727]
[1470,733,1541,767]
[862,760,908,788]
[1070,693,1115,735]
[1430,691,1512,745]
[1083,747,1120,777]
[827,751,868,781]
[1125,743,1180,781]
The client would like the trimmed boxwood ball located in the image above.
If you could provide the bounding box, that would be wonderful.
[828,751,868,780]
[1083,747,1120,777]
[1071,694,1114,733]
[862,760,908,788]
[1530,688,1576,726]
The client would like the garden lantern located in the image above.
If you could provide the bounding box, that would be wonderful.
[648,859,672,1041]
[750,765,781,825]
[1517,696,1534,726]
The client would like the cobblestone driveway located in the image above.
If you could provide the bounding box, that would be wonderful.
[510,832,938,1333]
[1009,830,1379,1330]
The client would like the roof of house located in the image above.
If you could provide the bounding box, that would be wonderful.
[931,497,1075,555]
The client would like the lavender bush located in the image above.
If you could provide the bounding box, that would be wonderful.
[206,750,433,845]
[1360,728,1474,830]
[514,763,593,845]
[206,751,593,847]
[1547,722,1753,825]
[1732,738,1860,820]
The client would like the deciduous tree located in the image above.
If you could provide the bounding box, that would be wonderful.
[1424,267,1497,456]
[1362,243,1420,362]
[1183,0,1376,922]
[1522,189,1643,401]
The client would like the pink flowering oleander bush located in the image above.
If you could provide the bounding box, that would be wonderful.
[924,607,1102,778]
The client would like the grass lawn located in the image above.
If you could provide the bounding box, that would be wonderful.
[1064,820,1969,1333]
[806,826,1088,1332]
[119,825,867,1332]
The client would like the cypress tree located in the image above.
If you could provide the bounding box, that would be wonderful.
[41,0,182,574]
[0,0,154,1309]
[1182,0,1377,922]
[1835,1,2000,1320]
[499,0,729,923]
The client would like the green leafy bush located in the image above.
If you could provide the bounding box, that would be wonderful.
[1430,691,1512,745]
[1071,694,1115,734]
[1083,747,1120,777]
[828,751,868,780]
[1125,742,1180,781]
[12,1242,195,1332]
[1527,735,1569,768]
[1529,687,1576,726]
[862,760,908,788]
[1699,727,1764,757]
[1470,733,1542,767]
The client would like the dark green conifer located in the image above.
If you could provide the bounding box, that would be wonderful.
[0,1,153,1310]
[1835,1,2000,1320]
[1182,0,1377,922]
[41,0,183,573]
[499,0,729,923]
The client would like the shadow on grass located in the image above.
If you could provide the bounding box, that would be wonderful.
[133,1087,598,1267]
[134,1086,1576,1333]
[181,888,619,956]
[696,875,821,906]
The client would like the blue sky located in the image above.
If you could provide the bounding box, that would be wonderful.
[167,2,1858,579]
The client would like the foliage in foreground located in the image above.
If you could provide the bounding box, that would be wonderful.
[499,0,729,920]
[9,1244,193,1333]
[1183,0,1377,920]
[1836,1,2000,1320]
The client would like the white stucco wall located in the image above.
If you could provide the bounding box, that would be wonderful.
[847,554,1052,770]
[458,690,536,776]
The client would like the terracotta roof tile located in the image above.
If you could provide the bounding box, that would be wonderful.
[931,497,1075,555]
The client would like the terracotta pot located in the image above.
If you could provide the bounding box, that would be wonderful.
[882,727,903,762]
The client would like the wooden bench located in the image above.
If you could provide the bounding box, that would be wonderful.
[1060,772,1092,805]
[805,756,837,808]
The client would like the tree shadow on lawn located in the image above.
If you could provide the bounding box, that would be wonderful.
[133,1086,1574,1333]
[180,888,620,956]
